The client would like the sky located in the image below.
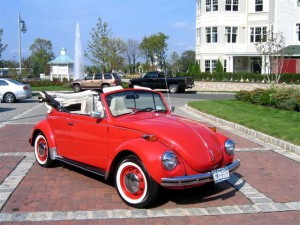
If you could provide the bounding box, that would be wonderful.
[0,0,196,65]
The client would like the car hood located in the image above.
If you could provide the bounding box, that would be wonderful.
[115,113,223,172]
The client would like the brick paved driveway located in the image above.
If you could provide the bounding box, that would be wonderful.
[0,101,299,225]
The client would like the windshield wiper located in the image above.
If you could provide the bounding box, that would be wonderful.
[131,108,166,114]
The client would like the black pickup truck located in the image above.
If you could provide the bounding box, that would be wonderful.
[129,71,194,93]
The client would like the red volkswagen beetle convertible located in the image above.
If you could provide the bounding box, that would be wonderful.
[29,87,240,208]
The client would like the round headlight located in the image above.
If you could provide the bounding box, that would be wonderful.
[225,139,235,156]
[161,151,178,171]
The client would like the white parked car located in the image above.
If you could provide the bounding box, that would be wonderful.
[0,78,32,103]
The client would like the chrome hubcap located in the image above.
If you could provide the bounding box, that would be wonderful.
[124,172,140,194]
[38,142,46,157]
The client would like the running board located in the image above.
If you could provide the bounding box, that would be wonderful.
[56,157,105,177]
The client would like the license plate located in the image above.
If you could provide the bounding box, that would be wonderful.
[212,168,230,183]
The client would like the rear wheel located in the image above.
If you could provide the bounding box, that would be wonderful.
[34,133,54,167]
[3,92,16,103]
[115,155,158,208]
[73,84,81,92]
[169,84,179,93]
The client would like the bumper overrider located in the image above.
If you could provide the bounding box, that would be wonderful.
[161,159,240,187]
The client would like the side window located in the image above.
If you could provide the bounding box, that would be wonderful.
[94,74,102,80]
[85,75,93,80]
[104,73,113,79]
[144,72,157,78]
[0,80,8,86]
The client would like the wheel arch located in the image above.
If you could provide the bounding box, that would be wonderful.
[105,138,187,184]
[30,121,57,149]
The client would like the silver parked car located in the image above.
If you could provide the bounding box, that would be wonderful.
[0,78,32,103]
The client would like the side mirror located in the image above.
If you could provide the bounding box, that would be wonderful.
[91,111,104,119]
[171,106,175,112]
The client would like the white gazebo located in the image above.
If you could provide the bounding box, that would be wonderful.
[48,47,74,81]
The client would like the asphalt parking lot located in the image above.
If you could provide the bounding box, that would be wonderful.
[0,94,299,225]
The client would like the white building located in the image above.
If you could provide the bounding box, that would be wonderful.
[196,0,300,73]
[48,47,74,81]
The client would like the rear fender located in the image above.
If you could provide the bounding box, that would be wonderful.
[107,138,187,184]
[30,120,56,149]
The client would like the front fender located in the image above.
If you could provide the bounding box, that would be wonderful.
[107,137,187,185]
[30,119,56,149]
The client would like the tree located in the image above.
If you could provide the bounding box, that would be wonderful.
[215,59,224,73]
[179,50,195,72]
[125,39,141,74]
[29,38,54,76]
[85,17,112,72]
[254,31,292,84]
[0,28,8,68]
[107,38,127,72]
[139,32,169,71]
[168,52,180,76]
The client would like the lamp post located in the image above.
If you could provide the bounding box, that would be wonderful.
[18,12,27,77]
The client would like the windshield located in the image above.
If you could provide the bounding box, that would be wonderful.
[106,90,167,117]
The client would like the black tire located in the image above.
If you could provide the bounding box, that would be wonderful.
[3,92,16,103]
[169,84,179,93]
[73,84,81,92]
[34,133,54,168]
[115,155,159,208]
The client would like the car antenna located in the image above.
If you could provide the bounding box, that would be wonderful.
[164,72,173,113]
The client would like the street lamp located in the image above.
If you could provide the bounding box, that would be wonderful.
[18,12,27,77]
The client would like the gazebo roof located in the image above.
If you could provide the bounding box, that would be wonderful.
[48,47,74,65]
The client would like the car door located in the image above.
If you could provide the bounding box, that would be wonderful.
[141,72,158,89]
[64,113,109,168]
[90,74,103,88]
[81,75,94,89]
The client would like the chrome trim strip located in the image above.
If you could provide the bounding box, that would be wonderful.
[161,159,240,187]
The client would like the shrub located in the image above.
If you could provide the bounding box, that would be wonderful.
[250,88,276,105]
[235,90,252,102]
[272,86,300,111]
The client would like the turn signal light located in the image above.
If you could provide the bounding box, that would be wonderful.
[209,127,217,132]
[143,134,157,142]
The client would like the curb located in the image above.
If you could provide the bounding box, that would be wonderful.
[185,105,300,155]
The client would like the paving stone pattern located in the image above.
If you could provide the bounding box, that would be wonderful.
[0,106,299,224]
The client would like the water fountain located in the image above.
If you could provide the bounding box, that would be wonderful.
[74,22,84,80]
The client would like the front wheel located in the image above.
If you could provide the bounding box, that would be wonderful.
[73,84,81,92]
[34,134,54,167]
[169,84,179,93]
[3,92,16,103]
[115,155,159,208]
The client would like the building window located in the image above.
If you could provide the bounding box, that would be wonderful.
[197,27,202,44]
[206,0,218,12]
[250,27,267,42]
[205,60,217,72]
[255,0,263,12]
[297,24,300,41]
[223,60,227,72]
[206,27,218,43]
[197,0,201,15]
[225,27,238,43]
[225,0,238,11]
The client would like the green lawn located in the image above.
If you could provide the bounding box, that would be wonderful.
[188,99,300,145]
[31,86,72,92]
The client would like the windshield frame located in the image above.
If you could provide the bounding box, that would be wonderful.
[105,90,169,117]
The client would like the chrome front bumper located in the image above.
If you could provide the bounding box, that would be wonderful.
[161,159,240,187]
